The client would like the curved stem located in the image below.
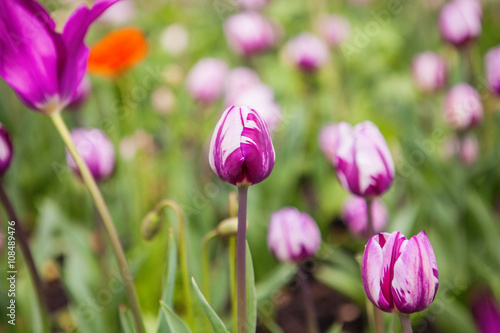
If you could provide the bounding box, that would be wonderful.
[50,113,145,333]
[298,267,319,333]
[229,236,238,333]
[399,314,413,333]
[237,186,248,333]
[0,183,50,331]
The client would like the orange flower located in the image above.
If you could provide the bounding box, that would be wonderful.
[88,27,148,78]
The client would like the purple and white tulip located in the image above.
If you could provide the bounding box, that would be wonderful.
[485,46,500,95]
[0,124,13,177]
[209,105,275,187]
[445,135,479,166]
[438,0,482,47]
[318,122,353,166]
[316,14,351,49]
[224,67,261,105]
[185,58,228,104]
[470,288,500,333]
[66,128,116,182]
[236,0,271,10]
[0,0,120,114]
[443,83,483,131]
[362,231,439,314]
[411,52,448,93]
[285,33,330,73]
[267,207,321,263]
[334,122,395,197]
[224,12,276,57]
[342,196,388,238]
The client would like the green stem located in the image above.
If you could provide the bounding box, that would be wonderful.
[298,267,319,333]
[229,236,238,333]
[399,314,413,333]
[237,186,249,333]
[49,112,145,333]
[374,308,385,333]
[0,183,50,332]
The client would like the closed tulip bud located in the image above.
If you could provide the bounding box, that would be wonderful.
[316,14,351,49]
[411,52,448,93]
[224,67,261,104]
[267,207,321,263]
[209,105,275,187]
[443,83,483,131]
[318,122,352,166]
[342,196,388,238]
[66,128,116,182]
[224,12,276,57]
[485,46,500,95]
[439,0,482,47]
[285,33,330,72]
[0,124,13,177]
[185,58,228,104]
[334,121,395,197]
[362,231,439,314]
[236,0,271,10]
[470,288,500,333]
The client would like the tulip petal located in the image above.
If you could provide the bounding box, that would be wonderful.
[362,233,386,310]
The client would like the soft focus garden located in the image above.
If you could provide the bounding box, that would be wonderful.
[1,0,500,332]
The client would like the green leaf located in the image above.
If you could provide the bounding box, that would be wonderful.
[119,306,137,333]
[157,229,178,332]
[159,302,192,333]
[246,241,257,333]
[256,264,297,303]
[315,265,365,306]
[325,323,343,333]
[191,277,230,333]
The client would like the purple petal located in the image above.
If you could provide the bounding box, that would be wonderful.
[362,234,386,310]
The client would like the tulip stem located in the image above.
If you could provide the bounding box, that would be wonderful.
[399,314,413,333]
[0,183,51,331]
[298,266,319,333]
[237,186,248,333]
[374,308,386,333]
[229,236,238,333]
[366,198,374,237]
[49,113,145,333]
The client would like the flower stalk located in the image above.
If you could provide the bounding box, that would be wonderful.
[298,267,319,333]
[237,186,249,333]
[399,315,413,333]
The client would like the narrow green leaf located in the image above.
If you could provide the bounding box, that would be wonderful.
[157,229,178,333]
[119,306,137,333]
[326,323,343,333]
[159,302,192,333]
[246,241,257,333]
[191,277,230,333]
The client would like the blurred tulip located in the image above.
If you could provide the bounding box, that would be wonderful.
[0,124,13,177]
[318,122,353,165]
[151,86,175,115]
[67,76,92,110]
[334,122,395,197]
[236,0,271,10]
[209,105,275,187]
[160,24,189,56]
[98,0,136,25]
[485,46,500,95]
[444,134,479,166]
[443,83,483,131]
[362,231,439,314]
[185,58,228,104]
[342,196,388,238]
[267,207,321,262]
[470,288,500,333]
[224,12,276,56]
[66,128,116,182]
[438,0,482,47]
[0,0,120,114]
[317,14,351,49]
[224,67,261,104]
[285,33,330,72]
[411,52,448,93]
[88,27,148,78]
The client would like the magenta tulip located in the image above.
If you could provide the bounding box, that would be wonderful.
[285,33,330,72]
[317,14,351,49]
[342,196,388,238]
[209,105,275,187]
[443,83,483,131]
[66,128,116,182]
[318,122,353,166]
[224,12,276,56]
[362,231,439,314]
[0,0,120,114]
[438,0,482,47]
[411,52,448,93]
[485,46,500,95]
[267,207,321,262]
[470,288,500,333]
[185,58,228,104]
[0,124,13,177]
[334,121,395,197]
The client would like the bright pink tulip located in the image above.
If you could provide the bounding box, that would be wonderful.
[470,288,500,333]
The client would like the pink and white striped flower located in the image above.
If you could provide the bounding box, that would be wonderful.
[285,32,330,72]
[438,0,482,47]
[342,196,388,238]
[443,83,483,131]
[334,121,394,197]
[267,207,321,263]
[185,58,228,104]
[209,105,275,187]
[411,52,448,93]
[362,231,439,314]
[318,122,353,166]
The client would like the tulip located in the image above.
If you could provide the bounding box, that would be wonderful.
[209,105,275,187]
[224,67,261,105]
[0,124,13,177]
[485,46,500,95]
[186,58,228,104]
[316,14,351,49]
[88,27,148,78]
[443,83,483,131]
[470,288,500,333]
[67,76,92,110]
[342,196,388,238]
[160,24,190,56]
[438,0,482,47]
[267,207,321,262]
[285,33,330,73]
[0,0,120,114]
[318,122,353,166]
[334,121,395,197]
[236,0,271,10]
[445,135,479,166]
[411,52,448,93]
[66,128,116,182]
[362,231,439,314]
[224,12,276,56]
